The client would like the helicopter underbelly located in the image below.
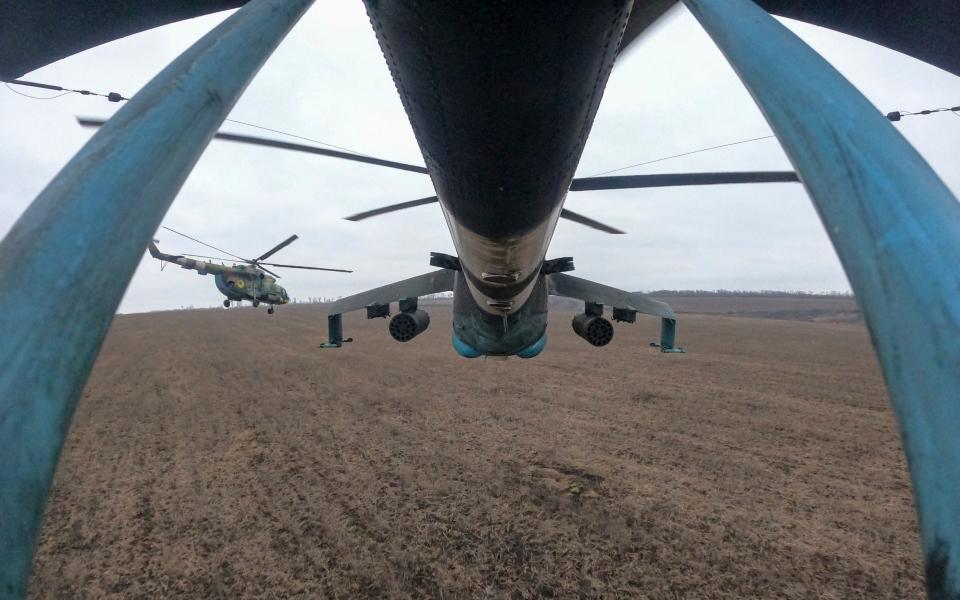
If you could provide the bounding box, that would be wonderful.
[363,0,628,315]
[440,198,563,315]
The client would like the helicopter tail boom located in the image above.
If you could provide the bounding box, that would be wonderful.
[147,240,234,276]
[147,240,174,261]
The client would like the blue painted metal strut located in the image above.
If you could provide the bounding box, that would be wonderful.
[682,1,960,596]
[657,318,685,353]
[0,0,314,595]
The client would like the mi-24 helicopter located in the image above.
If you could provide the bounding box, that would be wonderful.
[148,226,351,314]
[71,0,953,360]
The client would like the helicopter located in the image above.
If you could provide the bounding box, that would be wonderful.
[147,226,351,314]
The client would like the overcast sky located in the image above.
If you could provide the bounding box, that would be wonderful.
[2,3,959,314]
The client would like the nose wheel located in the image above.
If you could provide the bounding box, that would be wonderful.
[223,299,230,308]
[267,306,275,315]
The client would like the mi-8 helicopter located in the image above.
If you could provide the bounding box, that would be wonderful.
[148,226,351,313]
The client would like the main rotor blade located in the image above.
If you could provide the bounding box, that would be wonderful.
[259,262,353,273]
[254,234,298,262]
[344,196,439,221]
[570,171,799,191]
[161,226,249,262]
[78,117,430,175]
[257,265,281,279]
[560,209,625,234]
[344,195,623,234]
[180,252,240,262]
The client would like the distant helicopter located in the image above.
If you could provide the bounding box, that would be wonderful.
[148,226,351,314]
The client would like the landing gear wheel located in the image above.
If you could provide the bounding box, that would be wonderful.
[223,299,230,308]
[253,299,260,308]
[267,307,275,315]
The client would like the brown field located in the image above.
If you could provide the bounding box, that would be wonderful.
[654,295,861,323]
[29,303,922,598]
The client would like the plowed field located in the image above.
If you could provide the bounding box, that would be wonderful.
[29,304,920,598]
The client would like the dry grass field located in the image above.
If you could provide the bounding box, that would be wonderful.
[28,302,921,598]
[654,295,861,323]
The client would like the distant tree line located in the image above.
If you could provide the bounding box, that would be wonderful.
[288,290,853,304]
[643,289,854,298]
[290,296,341,304]
[289,292,453,305]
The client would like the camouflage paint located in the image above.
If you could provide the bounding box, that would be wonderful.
[213,269,289,305]
[150,242,289,305]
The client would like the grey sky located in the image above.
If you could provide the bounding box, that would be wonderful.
[1,3,958,314]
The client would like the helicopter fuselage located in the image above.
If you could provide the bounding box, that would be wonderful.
[364,0,628,357]
[213,268,288,305]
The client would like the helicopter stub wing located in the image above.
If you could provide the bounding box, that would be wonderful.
[546,273,675,320]
[327,269,455,316]
[322,269,456,348]
[547,273,682,352]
